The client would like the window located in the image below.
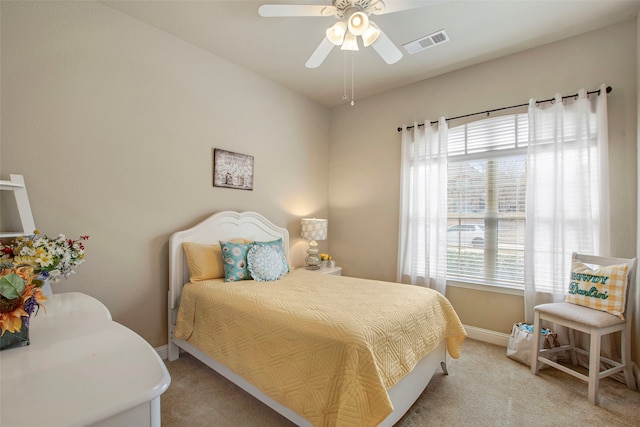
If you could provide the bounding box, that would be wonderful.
[446,114,528,288]
[400,92,605,293]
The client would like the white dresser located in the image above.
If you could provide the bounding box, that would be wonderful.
[0,292,171,427]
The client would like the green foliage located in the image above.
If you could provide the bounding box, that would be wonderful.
[0,273,26,300]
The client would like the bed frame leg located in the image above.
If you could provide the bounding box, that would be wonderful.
[168,338,180,361]
[440,361,448,375]
[168,293,180,361]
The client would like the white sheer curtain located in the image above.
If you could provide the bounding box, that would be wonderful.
[397,118,448,294]
[524,84,610,323]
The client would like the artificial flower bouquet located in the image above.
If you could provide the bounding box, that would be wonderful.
[0,231,88,338]
[319,253,334,268]
[319,253,332,261]
[0,263,46,336]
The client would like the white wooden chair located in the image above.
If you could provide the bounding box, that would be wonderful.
[530,252,638,404]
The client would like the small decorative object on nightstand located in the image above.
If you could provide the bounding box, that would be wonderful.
[301,218,328,270]
[320,253,334,268]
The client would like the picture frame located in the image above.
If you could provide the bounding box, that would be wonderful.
[212,149,254,191]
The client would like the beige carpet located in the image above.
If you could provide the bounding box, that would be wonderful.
[162,339,640,426]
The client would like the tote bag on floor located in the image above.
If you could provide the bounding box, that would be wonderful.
[506,322,559,366]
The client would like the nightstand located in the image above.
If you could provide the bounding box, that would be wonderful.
[314,266,342,276]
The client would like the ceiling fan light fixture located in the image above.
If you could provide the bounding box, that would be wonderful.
[362,21,381,47]
[341,32,359,51]
[326,21,347,45]
[347,11,369,36]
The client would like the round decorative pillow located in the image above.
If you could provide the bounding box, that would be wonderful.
[247,245,288,282]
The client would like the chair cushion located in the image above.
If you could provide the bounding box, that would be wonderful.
[535,302,625,329]
[565,260,629,319]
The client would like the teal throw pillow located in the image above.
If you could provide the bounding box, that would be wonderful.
[219,241,254,282]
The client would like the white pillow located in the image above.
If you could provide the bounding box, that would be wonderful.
[247,245,288,282]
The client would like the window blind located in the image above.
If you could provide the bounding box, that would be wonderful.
[446,114,527,287]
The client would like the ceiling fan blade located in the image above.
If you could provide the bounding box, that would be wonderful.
[258,4,337,17]
[369,0,447,15]
[371,29,403,64]
[305,37,335,68]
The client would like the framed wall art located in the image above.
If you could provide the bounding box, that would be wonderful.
[212,149,254,190]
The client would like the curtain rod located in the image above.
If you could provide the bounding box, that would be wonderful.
[396,86,612,132]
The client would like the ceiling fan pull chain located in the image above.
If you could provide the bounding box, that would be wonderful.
[342,51,348,100]
[351,51,355,106]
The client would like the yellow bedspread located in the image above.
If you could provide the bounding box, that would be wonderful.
[175,269,466,426]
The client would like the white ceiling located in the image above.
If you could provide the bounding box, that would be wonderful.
[100,0,640,107]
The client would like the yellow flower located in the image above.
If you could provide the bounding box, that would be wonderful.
[34,248,53,267]
[0,283,46,335]
[13,256,34,266]
[31,288,47,312]
[15,265,36,282]
[0,306,28,335]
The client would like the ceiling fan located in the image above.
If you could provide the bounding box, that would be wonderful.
[258,1,441,68]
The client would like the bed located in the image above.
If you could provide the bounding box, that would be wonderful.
[168,211,466,426]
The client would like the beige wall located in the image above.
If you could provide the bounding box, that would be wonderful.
[0,1,330,347]
[1,1,637,355]
[329,20,638,337]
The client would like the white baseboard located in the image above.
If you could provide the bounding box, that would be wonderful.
[463,325,510,347]
[156,344,168,360]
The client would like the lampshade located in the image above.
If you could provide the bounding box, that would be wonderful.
[300,218,328,241]
[347,11,369,36]
[340,32,359,51]
[362,21,381,47]
[326,21,347,45]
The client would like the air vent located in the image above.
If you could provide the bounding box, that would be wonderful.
[403,30,449,55]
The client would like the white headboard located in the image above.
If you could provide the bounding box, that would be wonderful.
[168,211,290,311]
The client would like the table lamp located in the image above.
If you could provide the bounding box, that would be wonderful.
[300,218,327,270]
